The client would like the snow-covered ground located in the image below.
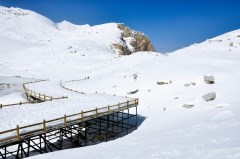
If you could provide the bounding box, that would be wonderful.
[0,6,240,159]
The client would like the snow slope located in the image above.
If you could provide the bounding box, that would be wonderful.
[29,31,240,158]
[0,6,240,159]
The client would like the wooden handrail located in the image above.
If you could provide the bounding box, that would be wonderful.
[0,98,138,145]
[23,81,68,103]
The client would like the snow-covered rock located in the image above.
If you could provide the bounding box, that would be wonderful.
[202,92,216,101]
[204,75,215,84]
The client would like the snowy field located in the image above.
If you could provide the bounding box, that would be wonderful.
[0,6,240,159]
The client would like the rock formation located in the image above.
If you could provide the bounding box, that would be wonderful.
[113,23,156,55]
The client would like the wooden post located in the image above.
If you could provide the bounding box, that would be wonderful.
[64,114,67,126]
[96,107,98,117]
[108,105,110,113]
[118,103,120,110]
[39,93,40,99]
[0,104,2,109]
[81,111,83,120]
[16,125,20,141]
[43,120,47,133]
[127,100,129,107]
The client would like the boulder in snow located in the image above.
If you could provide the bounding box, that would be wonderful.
[182,104,194,109]
[202,92,216,101]
[157,80,171,85]
[127,89,139,95]
[184,83,191,87]
[131,73,138,80]
[204,75,215,84]
[184,82,196,87]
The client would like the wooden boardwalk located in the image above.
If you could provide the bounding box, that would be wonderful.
[0,98,138,147]
[0,80,139,156]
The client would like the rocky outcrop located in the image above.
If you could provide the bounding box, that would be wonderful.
[113,23,156,55]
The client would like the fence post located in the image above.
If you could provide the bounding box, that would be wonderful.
[16,125,20,141]
[43,120,47,133]
[127,100,129,107]
[108,105,110,113]
[118,103,120,110]
[64,114,67,126]
[135,99,137,105]
[96,107,98,117]
[0,104,2,109]
[81,111,83,121]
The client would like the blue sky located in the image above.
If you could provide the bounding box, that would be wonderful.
[1,0,240,52]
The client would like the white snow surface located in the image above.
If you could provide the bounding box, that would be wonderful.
[0,6,240,159]
[0,92,27,104]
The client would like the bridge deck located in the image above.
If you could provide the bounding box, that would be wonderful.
[0,99,138,148]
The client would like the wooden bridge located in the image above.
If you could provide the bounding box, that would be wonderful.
[0,81,139,159]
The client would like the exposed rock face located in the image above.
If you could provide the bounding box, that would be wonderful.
[113,23,156,55]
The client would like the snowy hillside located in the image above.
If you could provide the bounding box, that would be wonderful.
[1,6,240,159]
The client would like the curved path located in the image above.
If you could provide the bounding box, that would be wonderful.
[0,79,138,148]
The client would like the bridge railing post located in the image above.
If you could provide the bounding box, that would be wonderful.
[108,105,110,114]
[96,107,98,117]
[16,125,20,141]
[81,111,83,121]
[64,114,67,126]
[43,120,47,133]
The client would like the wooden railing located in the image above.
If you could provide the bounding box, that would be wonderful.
[59,78,88,94]
[0,80,48,108]
[23,80,68,102]
[0,80,68,109]
[0,102,32,109]
[0,98,138,146]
